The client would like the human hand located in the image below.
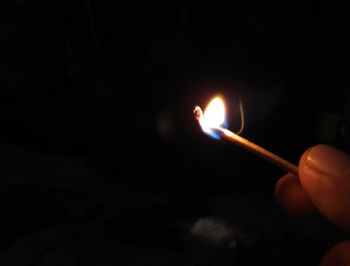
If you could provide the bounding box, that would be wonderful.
[275,144,350,266]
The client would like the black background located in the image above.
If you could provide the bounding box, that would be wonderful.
[1,0,350,265]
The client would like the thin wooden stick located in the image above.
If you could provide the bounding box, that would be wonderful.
[218,128,298,175]
[194,105,298,175]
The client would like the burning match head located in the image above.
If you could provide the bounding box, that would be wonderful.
[193,98,227,139]
[193,105,203,121]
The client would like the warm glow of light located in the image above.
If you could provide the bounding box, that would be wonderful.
[203,97,226,127]
[199,97,226,138]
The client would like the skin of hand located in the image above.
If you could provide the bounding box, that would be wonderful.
[275,144,350,266]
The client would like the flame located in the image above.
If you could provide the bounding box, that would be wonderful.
[203,97,226,128]
[199,96,226,139]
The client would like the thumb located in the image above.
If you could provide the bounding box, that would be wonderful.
[299,144,350,233]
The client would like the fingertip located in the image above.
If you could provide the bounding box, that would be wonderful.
[275,173,317,217]
[299,144,350,178]
[321,241,350,266]
[298,144,350,233]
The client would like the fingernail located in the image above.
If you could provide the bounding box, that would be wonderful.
[305,144,350,177]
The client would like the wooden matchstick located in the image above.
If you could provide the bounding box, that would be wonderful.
[194,105,298,175]
[218,128,298,175]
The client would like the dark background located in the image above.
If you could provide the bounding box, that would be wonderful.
[1,0,350,265]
